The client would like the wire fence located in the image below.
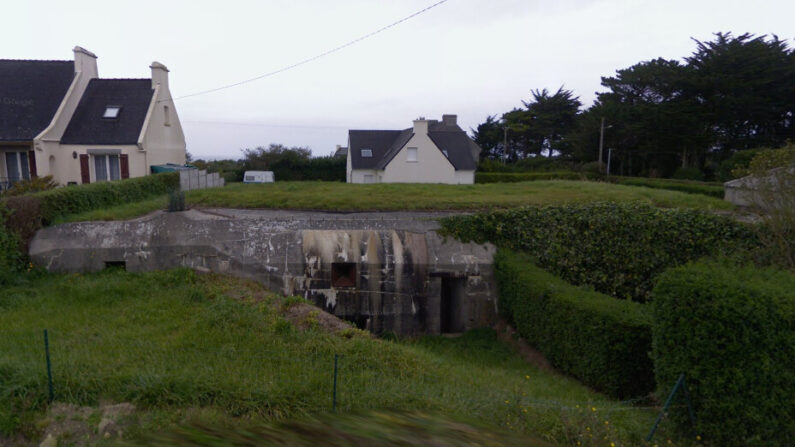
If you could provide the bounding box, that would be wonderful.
[1,329,692,442]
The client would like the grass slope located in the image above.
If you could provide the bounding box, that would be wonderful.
[58,180,730,223]
[0,270,677,446]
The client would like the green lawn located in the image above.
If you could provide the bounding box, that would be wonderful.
[0,270,680,446]
[59,180,731,223]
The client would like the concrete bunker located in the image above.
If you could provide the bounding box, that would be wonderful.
[29,209,497,336]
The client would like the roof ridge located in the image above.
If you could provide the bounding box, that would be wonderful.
[0,59,72,63]
[91,77,151,81]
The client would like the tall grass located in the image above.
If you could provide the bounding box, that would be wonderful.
[0,270,677,445]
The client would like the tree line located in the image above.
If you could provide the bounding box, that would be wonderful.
[473,32,795,180]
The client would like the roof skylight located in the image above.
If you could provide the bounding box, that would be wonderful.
[103,106,121,119]
[361,149,373,157]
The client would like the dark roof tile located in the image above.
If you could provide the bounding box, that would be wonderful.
[61,79,154,145]
[0,60,74,141]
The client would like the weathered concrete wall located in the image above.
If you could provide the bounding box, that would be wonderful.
[29,209,496,336]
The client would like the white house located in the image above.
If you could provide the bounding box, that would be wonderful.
[346,115,480,184]
[0,46,186,189]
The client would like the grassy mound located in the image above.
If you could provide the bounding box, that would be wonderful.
[1,269,670,445]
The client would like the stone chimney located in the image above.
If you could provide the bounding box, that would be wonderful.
[72,46,98,78]
[150,61,169,89]
[442,114,457,127]
[413,117,429,134]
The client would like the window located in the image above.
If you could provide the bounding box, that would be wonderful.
[361,149,372,158]
[407,147,418,162]
[94,154,120,181]
[3,151,30,183]
[331,262,356,288]
[103,106,121,119]
[164,105,171,126]
[363,174,375,184]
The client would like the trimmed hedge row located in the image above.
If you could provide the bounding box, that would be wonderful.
[475,171,593,183]
[1,173,178,226]
[608,176,724,198]
[0,205,22,285]
[653,262,795,447]
[495,249,654,398]
[440,202,755,302]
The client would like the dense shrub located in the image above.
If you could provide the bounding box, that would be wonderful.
[609,177,724,198]
[495,249,654,398]
[671,166,705,181]
[477,157,576,172]
[0,205,23,284]
[268,156,345,182]
[475,171,592,183]
[652,262,795,446]
[1,175,58,197]
[717,148,763,182]
[440,202,755,301]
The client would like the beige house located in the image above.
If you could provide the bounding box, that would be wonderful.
[0,46,185,189]
[346,115,480,184]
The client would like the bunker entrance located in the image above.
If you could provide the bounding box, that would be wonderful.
[440,276,466,333]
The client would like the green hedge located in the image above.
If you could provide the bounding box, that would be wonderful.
[608,177,724,198]
[652,262,795,446]
[495,249,654,398]
[0,205,22,284]
[2,172,178,226]
[440,202,755,302]
[475,171,593,183]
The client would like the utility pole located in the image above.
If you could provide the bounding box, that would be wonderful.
[598,117,605,173]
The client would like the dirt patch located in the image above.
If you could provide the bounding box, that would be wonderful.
[34,402,136,447]
[494,320,555,373]
[283,302,361,335]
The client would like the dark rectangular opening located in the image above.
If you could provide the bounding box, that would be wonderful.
[440,277,465,333]
[331,262,356,288]
[104,261,126,271]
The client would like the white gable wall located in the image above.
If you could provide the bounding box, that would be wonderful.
[140,63,186,167]
[381,131,458,184]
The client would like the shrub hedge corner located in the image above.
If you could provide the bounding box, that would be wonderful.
[652,261,795,446]
[495,249,654,398]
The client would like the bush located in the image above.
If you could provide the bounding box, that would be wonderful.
[672,166,705,181]
[0,173,179,251]
[652,262,795,446]
[609,177,724,198]
[495,249,654,398]
[0,205,23,284]
[440,202,756,301]
[475,171,592,183]
[717,149,763,182]
[1,175,58,197]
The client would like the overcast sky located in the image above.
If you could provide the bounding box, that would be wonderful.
[3,0,793,158]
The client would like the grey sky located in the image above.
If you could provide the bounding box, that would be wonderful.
[3,0,792,158]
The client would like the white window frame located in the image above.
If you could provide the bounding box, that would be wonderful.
[361,149,373,158]
[103,106,121,119]
[3,150,30,181]
[406,147,418,162]
[93,154,121,182]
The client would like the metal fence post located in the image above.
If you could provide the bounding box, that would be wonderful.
[646,373,686,442]
[44,329,54,403]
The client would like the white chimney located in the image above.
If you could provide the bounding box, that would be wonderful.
[72,46,98,79]
[413,117,429,134]
[150,61,169,89]
[442,114,457,127]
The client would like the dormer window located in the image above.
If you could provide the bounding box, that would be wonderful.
[361,149,372,158]
[103,106,121,119]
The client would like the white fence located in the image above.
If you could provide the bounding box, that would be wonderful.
[179,169,225,192]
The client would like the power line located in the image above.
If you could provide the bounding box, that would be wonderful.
[161,0,451,103]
